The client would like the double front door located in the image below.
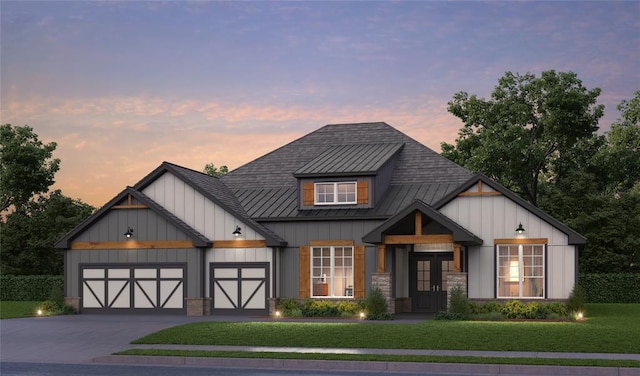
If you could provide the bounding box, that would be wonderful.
[409,252,454,313]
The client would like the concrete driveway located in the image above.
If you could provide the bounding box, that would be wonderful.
[0,314,221,364]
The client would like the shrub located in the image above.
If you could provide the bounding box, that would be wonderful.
[365,286,390,320]
[448,286,471,319]
[336,300,360,316]
[38,300,59,315]
[0,275,64,301]
[474,311,503,321]
[301,299,339,317]
[545,302,568,317]
[277,298,302,316]
[480,301,503,314]
[579,273,640,303]
[501,300,526,319]
[566,284,586,313]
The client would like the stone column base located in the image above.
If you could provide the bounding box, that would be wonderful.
[64,297,80,313]
[269,298,280,315]
[372,272,394,314]
[446,272,468,310]
[185,298,211,316]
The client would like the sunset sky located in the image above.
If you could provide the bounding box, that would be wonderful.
[1,1,638,208]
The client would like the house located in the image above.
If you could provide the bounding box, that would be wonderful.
[55,122,585,315]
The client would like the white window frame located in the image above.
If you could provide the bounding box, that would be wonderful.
[496,244,545,299]
[310,246,354,298]
[314,182,357,205]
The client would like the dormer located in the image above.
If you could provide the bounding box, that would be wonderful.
[294,143,404,210]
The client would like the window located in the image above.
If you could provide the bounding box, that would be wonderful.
[315,182,356,205]
[311,246,354,297]
[497,244,545,298]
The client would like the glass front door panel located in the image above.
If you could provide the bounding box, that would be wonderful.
[417,260,431,291]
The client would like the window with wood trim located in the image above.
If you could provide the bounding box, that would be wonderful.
[496,244,545,299]
[315,182,356,205]
[311,246,353,297]
[299,244,364,299]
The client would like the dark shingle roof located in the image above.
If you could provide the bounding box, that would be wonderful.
[223,122,472,219]
[293,143,404,177]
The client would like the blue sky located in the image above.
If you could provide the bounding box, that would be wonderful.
[1,1,638,206]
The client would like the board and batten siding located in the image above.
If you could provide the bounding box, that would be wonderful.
[73,208,192,243]
[265,220,381,298]
[142,172,265,242]
[439,191,576,300]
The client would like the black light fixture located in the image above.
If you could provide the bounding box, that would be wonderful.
[124,227,134,238]
[232,226,242,237]
[515,223,525,235]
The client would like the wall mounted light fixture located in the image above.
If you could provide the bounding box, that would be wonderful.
[124,227,134,238]
[232,226,242,237]
[515,223,525,235]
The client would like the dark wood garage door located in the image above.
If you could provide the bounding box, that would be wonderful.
[210,263,269,315]
[80,265,185,314]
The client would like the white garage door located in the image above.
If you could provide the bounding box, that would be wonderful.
[81,265,185,313]
[211,263,269,315]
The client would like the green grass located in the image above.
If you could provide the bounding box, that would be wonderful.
[133,304,640,354]
[0,301,41,319]
[114,349,640,368]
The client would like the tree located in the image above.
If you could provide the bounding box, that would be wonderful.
[538,92,640,273]
[1,125,60,213]
[442,70,604,206]
[0,190,94,275]
[591,90,640,194]
[203,163,228,177]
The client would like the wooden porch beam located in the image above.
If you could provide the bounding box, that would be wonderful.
[384,234,453,244]
[71,240,194,250]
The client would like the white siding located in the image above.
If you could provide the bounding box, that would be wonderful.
[440,190,576,300]
[143,172,265,242]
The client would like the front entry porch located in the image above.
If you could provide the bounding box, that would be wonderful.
[362,200,483,314]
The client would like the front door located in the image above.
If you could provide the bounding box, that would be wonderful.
[409,252,454,313]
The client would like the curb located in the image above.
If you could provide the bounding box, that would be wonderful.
[93,355,640,376]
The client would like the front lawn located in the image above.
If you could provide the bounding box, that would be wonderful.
[0,301,41,319]
[133,303,640,354]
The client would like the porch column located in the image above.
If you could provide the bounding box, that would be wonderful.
[453,243,461,272]
[377,244,385,272]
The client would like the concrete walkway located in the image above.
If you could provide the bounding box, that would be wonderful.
[2,314,639,375]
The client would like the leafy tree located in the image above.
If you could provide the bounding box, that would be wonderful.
[1,125,60,213]
[591,90,640,194]
[203,163,228,177]
[538,92,640,273]
[0,190,94,275]
[442,70,604,206]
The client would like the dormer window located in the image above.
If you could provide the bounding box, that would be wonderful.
[315,182,357,205]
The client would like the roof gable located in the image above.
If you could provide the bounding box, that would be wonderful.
[134,162,286,247]
[55,187,211,249]
[362,199,483,245]
[434,173,587,245]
